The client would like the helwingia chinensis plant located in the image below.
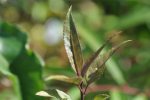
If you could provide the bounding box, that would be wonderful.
[36,6,132,100]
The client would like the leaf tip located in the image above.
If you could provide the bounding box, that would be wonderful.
[123,40,132,44]
[68,5,72,14]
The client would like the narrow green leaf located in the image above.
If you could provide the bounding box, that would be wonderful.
[94,94,110,100]
[45,75,82,85]
[36,89,72,100]
[81,32,121,77]
[63,6,83,75]
[87,40,132,84]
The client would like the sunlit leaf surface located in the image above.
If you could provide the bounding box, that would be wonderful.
[36,89,72,100]
[45,75,82,85]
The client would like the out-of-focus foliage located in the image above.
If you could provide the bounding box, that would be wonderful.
[0,22,44,100]
[0,0,150,100]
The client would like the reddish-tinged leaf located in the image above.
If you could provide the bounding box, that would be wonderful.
[63,6,83,75]
[81,32,121,77]
[86,40,132,84]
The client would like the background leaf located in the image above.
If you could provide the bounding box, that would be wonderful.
[0,22,27,100]
[110,89,122,100]
[0,54,22,100]
[133,94,147,100]
[10,49,44,100]
[0,22,27,63]
[0,22,44,100]
[68,87,80,100]
[0,54,10,75]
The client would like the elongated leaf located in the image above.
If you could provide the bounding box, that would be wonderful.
[36,89,71,100]
[81,32,121,77]
[63,6,83,75]
[94,94,110,100]
[45,75,82,85]
[86,40,132,84]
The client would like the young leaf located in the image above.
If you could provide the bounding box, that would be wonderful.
[36,89,72,100]
[81,32,120,77]
[94,94,110,100]
[86,40,132,84]
[63,6,83,75]
[45,75,82,85]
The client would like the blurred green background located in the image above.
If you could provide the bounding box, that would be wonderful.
[0,0,150,100]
